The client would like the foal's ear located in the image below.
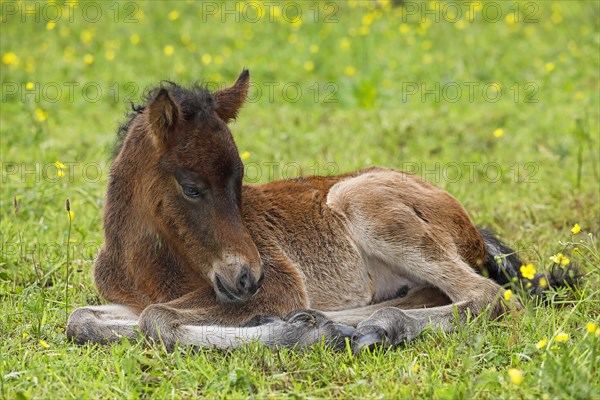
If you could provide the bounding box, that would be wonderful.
[148,88,181,145]
[213,69,250,123]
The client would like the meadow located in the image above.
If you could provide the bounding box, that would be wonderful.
[1,0,599,398]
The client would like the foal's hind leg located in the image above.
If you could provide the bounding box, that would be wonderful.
[324,285,451,326]
[327,171,508,352]
[347,255,507,352]
[351,262,505,352]
[67,304,139,345]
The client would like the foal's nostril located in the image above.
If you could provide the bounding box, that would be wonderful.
[236,266,252,293]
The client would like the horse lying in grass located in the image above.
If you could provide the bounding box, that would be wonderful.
[67,70,558,353]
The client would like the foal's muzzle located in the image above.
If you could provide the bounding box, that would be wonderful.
[214,266,264,303]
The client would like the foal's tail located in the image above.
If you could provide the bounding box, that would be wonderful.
[478,228,578,295]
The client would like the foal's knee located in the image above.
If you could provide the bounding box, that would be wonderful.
[138,305,180,350]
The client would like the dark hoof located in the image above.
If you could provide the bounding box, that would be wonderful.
[352,331,385,354]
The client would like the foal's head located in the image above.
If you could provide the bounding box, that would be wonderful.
[123,70,263,303]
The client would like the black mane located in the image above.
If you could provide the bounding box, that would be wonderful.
[112,82,215,158]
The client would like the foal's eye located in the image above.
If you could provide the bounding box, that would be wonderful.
[182,185,202,198]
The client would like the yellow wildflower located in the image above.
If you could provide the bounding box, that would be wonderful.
[105,50,116,61]
[555,332,569,342]
[241,151,250,160]
[164,45,174,56]
[545,63,555,72]
[168,10,179,20]
[520,263,536,280]
[538,277,548,288]
[503,289,513,301]
[399,24,410,34]
[22,332,29,339]
[586,323,597,334]
[69,210,75,221]
[304,61,314,72]
[571,224,581,234]
[493,128,504,138]
[362,13,374,26]
[201,54,212,65]
[508,368,523,385]
[130,34,140,45]
[309,44,319,54]
[550,253,570,266]
[536,338,547,349]
[35,108,47,122]
[83,54,94,65]
[46,21,56,30]
[412,363,420,373]
[340,37,351,50]
[345,66,356,77]
[2,52,18,65]
[26,82,34,90]
[80,29,93,44]
[39,340,50,348]
[551,12,563,24]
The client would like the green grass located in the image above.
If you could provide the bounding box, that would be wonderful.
[1,1,599,398]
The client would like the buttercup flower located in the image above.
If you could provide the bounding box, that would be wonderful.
[503,289,513,301]
[550,253,570,266]
[2,52,18,65]
[586,323,597,334]
[35,108,47,122]
[55,161,65,178]
[571,224,581,234]
[508,368,523,385]
[83,54,94,65]
[536,338,547,349]
[555,332,569,342]
[520,263,536,280]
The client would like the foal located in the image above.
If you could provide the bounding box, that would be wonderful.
[68,70,542,352]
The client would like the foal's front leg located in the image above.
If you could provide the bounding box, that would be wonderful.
[67,304,139,345]
[137,257,354,351]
